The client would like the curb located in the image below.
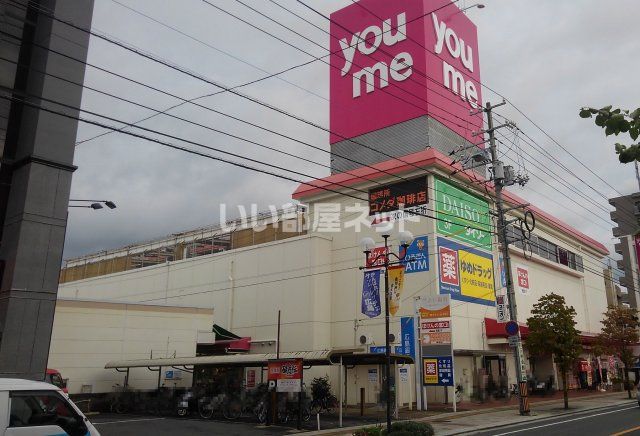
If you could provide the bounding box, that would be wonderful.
[442,399,638,435]
[302,393,631,436]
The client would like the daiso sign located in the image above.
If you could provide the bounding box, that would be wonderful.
[330,0,482,144]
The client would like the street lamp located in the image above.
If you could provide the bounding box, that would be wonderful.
[459,3,485,13]
[360,230,414,434]
[69,199,117,210]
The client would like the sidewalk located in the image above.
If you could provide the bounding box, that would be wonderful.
[305,391,636,435]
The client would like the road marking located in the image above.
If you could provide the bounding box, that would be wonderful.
[492,405,638,435]
[611,424,640,436]
[94,417,166,425]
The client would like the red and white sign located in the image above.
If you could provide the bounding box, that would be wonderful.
[515,265,530,295]
[246,369,256,388]
[366,246,389,269]
[268,359,303,393]
[439,246,459,286]
[330,0,482,144]
[421,320,450,331]
[420,320,451,345]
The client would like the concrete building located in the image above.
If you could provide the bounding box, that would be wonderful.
[609,192,640,309]
[52,150,611,403]
[0,0,94,379]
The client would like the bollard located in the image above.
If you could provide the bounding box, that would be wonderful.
[316,413,320,431]
[360,387,365,416]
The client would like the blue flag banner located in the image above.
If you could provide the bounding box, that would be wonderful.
[362,269,382,318]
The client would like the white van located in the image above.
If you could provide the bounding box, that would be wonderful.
[0,378,100,436]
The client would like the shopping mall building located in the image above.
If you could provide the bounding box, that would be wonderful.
[50,0,614,408]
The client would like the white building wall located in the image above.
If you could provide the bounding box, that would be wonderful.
[48,300,213,394]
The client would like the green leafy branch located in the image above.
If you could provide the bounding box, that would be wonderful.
[579,106,640,163]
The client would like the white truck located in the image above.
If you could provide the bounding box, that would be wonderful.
[0,378,100,436]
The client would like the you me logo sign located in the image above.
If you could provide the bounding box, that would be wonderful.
[330,0,482,143]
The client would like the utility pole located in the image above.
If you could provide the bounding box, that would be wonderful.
[484,101,530,415]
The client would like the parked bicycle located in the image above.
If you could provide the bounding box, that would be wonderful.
[197,393,242,420]
[108,384,135,414]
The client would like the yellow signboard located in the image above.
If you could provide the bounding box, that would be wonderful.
[459,250,495,302]
[388,265,405,316]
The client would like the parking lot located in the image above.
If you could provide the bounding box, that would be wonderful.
[91,414,295,436]
[90,410,388,435]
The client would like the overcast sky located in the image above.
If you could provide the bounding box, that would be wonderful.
[64,0,640,264]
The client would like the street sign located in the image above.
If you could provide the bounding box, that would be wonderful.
[423,356,453,386]
[508,335,518,348]
[505,320,519,336]
[267,359,303,392]
[496,294,509,323]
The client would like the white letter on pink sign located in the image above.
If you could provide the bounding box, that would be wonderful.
[353,62,389,98]
[432,13,447,54]
[390,52,413,82]
[339,34,359,77]
[382,12,407,46]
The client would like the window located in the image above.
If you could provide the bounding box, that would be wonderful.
[558,247,569,267]
[576,255,584,272]
[547,242,558,263]
[529,235,539,256]
[9,391,87,436]
[568,252,577,270]
[538,238,550,260]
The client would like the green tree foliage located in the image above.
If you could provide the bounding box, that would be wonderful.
[596,306,640,398]
[579,106,640,163]
[526,293,582,409]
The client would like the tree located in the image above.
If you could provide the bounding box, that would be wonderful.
[596,306,640,399]
[525,293,582,409]
[579,106,640,163]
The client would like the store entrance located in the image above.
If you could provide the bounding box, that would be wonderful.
[483,355,508,398]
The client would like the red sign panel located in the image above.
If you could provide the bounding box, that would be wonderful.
[366,246,389,269]
[516,267,529,289]
[439,246,459,286]
[268,359,303,381]
[246,369,256,388]
[268,359,303,393]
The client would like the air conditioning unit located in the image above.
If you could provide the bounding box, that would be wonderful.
[359,334,374,345]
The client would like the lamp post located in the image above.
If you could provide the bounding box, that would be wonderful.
[360,230,414,434]
[69,199,117,210]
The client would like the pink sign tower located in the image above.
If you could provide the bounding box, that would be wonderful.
[329,0,482,172]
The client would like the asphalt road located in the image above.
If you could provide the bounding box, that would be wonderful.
[469,402,640,436]
[89,412,379,435]
[91,414,292,436]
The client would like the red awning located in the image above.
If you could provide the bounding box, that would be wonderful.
[484,317,598,345]
[484,317,529,338]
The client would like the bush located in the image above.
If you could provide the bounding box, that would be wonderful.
[386,421,435,436]
[353,426,382,436]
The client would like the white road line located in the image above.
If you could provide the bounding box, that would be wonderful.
[94,417,166,425]
[492,405,638,435]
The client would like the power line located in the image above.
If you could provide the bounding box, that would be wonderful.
[5,1,503,220]
[0,20,501,216]
[5,1,613,270]
[0,92,501,237]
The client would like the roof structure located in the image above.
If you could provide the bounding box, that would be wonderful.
[292,148,608,256]
[105,348,413,369]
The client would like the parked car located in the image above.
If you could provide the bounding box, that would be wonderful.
[45,368,68,394]
[1,378,100,436]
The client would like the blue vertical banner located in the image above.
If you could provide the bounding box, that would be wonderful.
[362,269,382,318]
[499,255,507,289]
[400,316,416,359]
